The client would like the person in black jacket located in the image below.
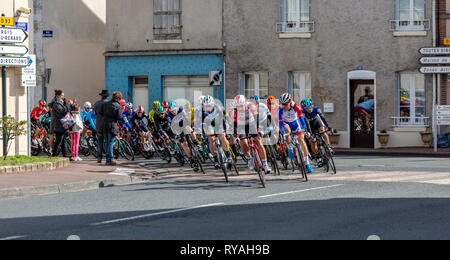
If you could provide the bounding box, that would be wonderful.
[93,90,110,163]
[49,90,72,158]
[99,91,123,166]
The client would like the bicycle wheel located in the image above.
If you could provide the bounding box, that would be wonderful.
[325,146,337,175]
[267,145,280,175]
[294,144,308,182]
[120,139,135,161]
[217,146,228,183]
[250,146,266,188]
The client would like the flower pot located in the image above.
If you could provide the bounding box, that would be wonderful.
[329,133,340,148]
[420,132,433,148]
[377,133,390,149]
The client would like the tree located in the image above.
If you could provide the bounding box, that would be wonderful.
[0,115,28,160]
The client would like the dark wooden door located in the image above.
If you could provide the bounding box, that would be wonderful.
[350,80,375,148]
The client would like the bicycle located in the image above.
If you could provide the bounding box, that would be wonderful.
[114,135,135,161]
[288,133,308,182]
[210,134,239,183]
[240,135,266,188]
[160,130,186,166]
[185,134,205,174]
[265,143,280,175]
[312,130,337,175]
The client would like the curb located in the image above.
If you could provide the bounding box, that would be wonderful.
[0,158,71,174]
[0,175,151,200]
[335,151,450,158]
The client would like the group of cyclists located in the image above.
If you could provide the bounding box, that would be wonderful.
[30,92,335,186]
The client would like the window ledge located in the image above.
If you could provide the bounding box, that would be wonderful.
[393,126,427,132]
[278,33,312,39]
[393,31,427,37]
[153,39,183,44]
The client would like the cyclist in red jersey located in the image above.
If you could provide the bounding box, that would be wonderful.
[31,100,48,144]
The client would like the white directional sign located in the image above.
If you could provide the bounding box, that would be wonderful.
[21,74,36,87]
[437,120,450,126]
[419,47,450,55]
[0,27,28,44]
[436,105,450,111]
[0,56,29,67]
[0,45,28,55]
[419,66,450,74]
[419,57,450,64]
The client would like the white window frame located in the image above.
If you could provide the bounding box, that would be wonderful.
[240,72,269,99]
[394,72,429,127]
[277,0,314,33]
[391,0,429,31]
[288,71,311,103]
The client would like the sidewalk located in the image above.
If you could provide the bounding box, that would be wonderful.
[335,147,450,157]
[0,159,153,199]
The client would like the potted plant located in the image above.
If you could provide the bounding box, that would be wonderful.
[420,130,433,148]
[329,129,340,148]
[377,130,390,149]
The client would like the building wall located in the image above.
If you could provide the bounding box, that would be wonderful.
[224,0,434,148]
[105,54,224,109]
[33,0,106,106]
[106,0,223,53]
[0,0,32,156]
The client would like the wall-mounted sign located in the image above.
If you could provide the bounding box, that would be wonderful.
[323,103,334,113]
[419,57,450,64]
[0,45,28,56]
[42,30,53,38]
[15,22,28,32]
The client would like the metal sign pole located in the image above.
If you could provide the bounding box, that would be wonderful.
[1,14,6,156]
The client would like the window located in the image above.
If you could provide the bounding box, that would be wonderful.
[163,76,212,103]
[395,72,427,126]
[278,0,313,33]
[153,0,182,40]
[288,72,311,103]
[133,77,149,113]
[240,72,269,99]
[392,0,428,31]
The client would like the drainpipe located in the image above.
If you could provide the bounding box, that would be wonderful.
[432,0,438,152]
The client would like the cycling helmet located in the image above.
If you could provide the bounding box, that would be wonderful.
[152,101,160,110]
[161,101,169,108]
[266,96,276,104]
[39,100,47,106]
[169,102,178,112]
[203,96,215,106]
[303,99,313,109]
[234,95,246,107]
[126,103,133,110]
[119,99,126,107]
[250,96,260,104]
[156,106,165,114]
[168,101,175,109]
[279,93,293,104]
[197,96,206,105]
[84,102,92,109]
[137,105,145,113]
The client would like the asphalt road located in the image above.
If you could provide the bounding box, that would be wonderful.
[0,156,449,240]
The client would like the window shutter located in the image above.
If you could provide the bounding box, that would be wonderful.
[394,72,400,117]
[281,0,286,22]
[287,72,293,95]
[238,73,245,95]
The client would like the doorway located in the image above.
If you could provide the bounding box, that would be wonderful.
[133,76,149,112]
[350,80,375,148]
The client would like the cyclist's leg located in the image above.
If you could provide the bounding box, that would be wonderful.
[208,135,217,156]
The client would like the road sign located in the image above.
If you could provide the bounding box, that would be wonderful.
[0,27,28,44]
[209,70,223,86]
[0,56,29,67]
[0,17,13,26]
[15,22,28,32]
[436,111,450,116]
[437,105,450,111]
[419,47,450,55]
[21,54,35,75]
[437,115,450,120]
[437,120,450,126]
[43,30,53,38]
[419,57,450,64]
[21,74,36,87]
[419,66,450,74]
[0,45,28,55]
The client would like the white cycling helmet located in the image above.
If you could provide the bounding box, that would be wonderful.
[234,95,246,107]
[279,93,293,104]
[84,102,92,109]
[202,96,215,106]
[197,95,206,105]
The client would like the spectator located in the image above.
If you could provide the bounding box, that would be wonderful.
[99,91,123,166]
[49,90,72,158]
[70,103,83,162]
[94,90,110,163]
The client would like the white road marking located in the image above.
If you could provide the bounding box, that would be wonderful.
[0,235,27,240]
[91,203,225,226]
[258,184,344,199]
